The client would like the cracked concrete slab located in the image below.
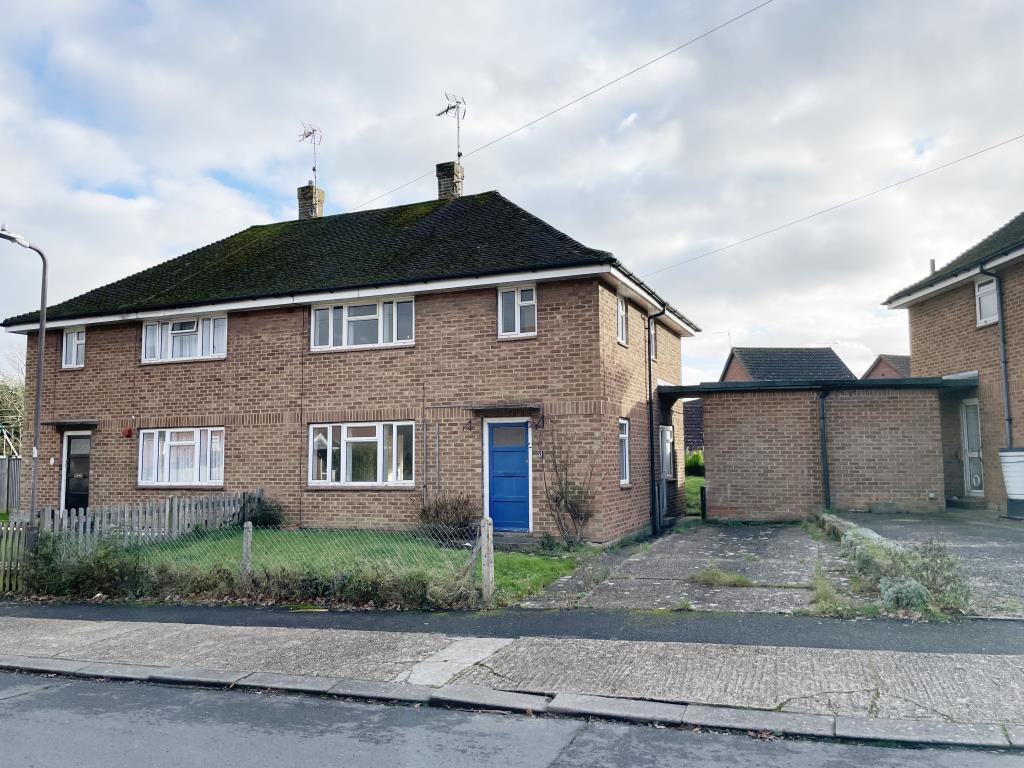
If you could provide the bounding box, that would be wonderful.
[399,637,513,686]
[454,636,1024,725]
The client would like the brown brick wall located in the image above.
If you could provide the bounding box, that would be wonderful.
[907,259,1024,508]
[720,356,750,382]
[20,276,683,542]
[702,387,945,520]
[863,359,905,379]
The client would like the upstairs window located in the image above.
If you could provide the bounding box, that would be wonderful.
[498,286,537,338]
[142,316,227,363]
[62,328,85,369]
[311,299,414,350]
[616,297,628,345]
[649,320,658,361]
[309,422,415,486]
[976,278,999,326]
[139,427,224,486]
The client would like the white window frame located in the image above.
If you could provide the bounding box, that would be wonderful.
[307,421,415,487]
[141,315,228,363]
[62,327,86,369]
[617,296,628,345]
[659,425,675,480]
[649,320,658,361]
[618,419,630,486]
[138,427,225,487]
[309,298,415,351]
[975,278,999,327]
[497,285,537,339]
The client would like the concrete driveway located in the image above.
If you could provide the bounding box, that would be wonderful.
[843,510,1024,618]
[528,523,848,613]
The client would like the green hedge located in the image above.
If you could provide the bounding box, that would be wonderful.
[684,449,704,477]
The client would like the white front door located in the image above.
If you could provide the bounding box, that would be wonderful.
[961,399,984,496]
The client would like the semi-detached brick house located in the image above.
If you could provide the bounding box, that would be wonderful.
[2,162,699,543]
[885,211,1024,517]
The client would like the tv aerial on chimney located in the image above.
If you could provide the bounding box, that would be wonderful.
[436,94,467,160]
[298,124,323,188]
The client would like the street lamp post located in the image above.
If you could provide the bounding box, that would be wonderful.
[0,226,47,523]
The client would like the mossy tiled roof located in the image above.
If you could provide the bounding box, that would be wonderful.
[4,191,618,325]
[725,347,856,381]
[886,210,1024,304]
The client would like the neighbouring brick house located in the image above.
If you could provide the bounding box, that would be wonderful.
[885,211,1024,516]
[2,162,699,542]
[862,354,911,380]
[719,346,856,382]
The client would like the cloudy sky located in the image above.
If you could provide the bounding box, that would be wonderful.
[1,0,1023,382]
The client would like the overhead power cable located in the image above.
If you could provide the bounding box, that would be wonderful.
[642,130,1024,278]
[347,0,775,212]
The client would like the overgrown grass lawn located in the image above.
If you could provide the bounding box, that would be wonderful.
[684,476,705,516]
[494,551,577,601]
[0,510,8,524]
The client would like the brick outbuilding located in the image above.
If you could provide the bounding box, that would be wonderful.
[659,377,976,520]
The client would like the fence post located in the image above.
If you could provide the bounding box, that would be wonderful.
[240,521,253,591]
[480,516,494,604]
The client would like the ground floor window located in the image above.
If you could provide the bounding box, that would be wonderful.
[618,419,630,485]
[138,427,224,486]
[659,425,675,480]
[309,422,414,486]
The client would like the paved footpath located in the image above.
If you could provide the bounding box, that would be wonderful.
[0,615,1021,749]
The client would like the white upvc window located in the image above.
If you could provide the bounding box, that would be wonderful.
[308,421,415,486]
[649,320,658,361]
[311,298,415,350]
[142,315,227,363]
[659,425,675,480]
[62,328,86,369]
[497,286,537,338]
[616,296,628,345]
[618,419,630,486]
[138,427,225,486]
[976,278,999,326]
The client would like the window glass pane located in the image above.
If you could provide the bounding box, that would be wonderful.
[332,307,343,346]
[500,290,517,334]
[396,301,414,341]
[143,325,159,360]
[63,333,74,367]
[141,433,155,482]
[347,441,378,482]
[382,302,394,344]
[171,320,197,332]
[169,431,195,443]
[492,426,526,447]
[347,318,378,345]
[313,309,330,347]
[965,405,982,450]
[979,291,998,322]
[397,424,414,481]
[384,425,394,482]
[520,288,534,303]
[312,427,329,481]
[213,318,227,354]
[209,430,223,482]
[519,303,536,334]
[160,323,170,358]
[199,429,209,482]
[347,425,377,439]
[330,426,342,483]
[348,303,377,318]
[169,443,196,483]
[157,432,166,482]
[201,318,212,356]
[171,331,197,358]
[68,437,90,455]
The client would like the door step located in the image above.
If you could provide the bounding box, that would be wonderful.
[948,496,989,510]
[493,532,539,552]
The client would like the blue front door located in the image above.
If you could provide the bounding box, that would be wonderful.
[488,423,530,532]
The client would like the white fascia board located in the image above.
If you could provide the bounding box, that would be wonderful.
[4,265,612,333]
[886,247,1024,309]
[4,261,700,336]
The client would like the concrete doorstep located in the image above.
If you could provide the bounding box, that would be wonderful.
[0,654,1018,750]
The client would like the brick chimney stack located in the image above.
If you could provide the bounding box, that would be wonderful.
[297,180,324,219]
[436,161,464,200]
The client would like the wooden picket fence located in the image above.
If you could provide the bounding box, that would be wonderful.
[0,520,27,593]
[31,491,259,554]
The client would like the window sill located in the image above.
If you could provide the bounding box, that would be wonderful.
[310,342,415,354]
[61,366,85,371]
[976,319,999,329]
[136,484,225,491]
[619,482,632,489]
[497,333,537,342]
[305,483,417,492]
[617,340,629,348]
[141,355,227,366]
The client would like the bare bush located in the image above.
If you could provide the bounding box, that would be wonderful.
[535,417,598,548]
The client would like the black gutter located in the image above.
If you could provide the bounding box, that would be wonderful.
[818,390,832,510]
[658,376,978,399]
[646,308,667,536]
[979,266,1014,448]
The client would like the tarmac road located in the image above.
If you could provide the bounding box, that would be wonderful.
[0,672,1019,768]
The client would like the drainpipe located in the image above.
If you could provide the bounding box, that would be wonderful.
[647,307,667,536]
[817,389,832,511]
[979,266,1013,448]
